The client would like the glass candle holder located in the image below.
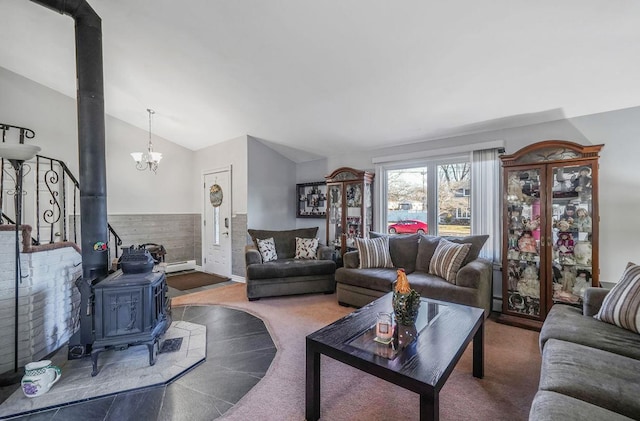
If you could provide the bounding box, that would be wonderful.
[375,312,393,340]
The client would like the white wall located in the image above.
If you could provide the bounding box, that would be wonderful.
[0,66,196,214]
[247,136,296,230]
[192,135,248,215]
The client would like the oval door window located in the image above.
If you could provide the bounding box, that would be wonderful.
[210,184,223,207]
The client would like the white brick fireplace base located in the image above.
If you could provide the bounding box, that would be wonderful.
[0,231,82,374]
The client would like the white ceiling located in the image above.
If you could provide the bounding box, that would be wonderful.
[1,0,639,161]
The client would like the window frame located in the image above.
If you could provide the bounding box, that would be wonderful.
[375,153,471,236]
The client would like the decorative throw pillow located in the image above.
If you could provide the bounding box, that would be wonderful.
[356,236,393,269]
[256,237,278,262]
[428,238,471,283]
[595,262,640,333]
[295,237,319,260]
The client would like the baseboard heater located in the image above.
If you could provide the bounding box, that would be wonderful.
[165,260,196,273]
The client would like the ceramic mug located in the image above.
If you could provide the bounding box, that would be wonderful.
[21,360,62,398]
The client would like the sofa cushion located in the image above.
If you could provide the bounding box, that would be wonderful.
[370,232,419,273]
[540,304,640,360]
[596,262,640,333]
[415,235,441,272]
[256,237,277,262]
[429,238,471,283]
[248,227,319,259]
[408,271,482,309]
[335,267,396,293]
[247,258,336,280]
[539,339,640,420]
[294,237,319,260]
[355,237,393,269]
[444,234,489,266]
[529,391,635,421]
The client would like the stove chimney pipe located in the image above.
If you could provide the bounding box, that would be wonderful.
[29,0,109,282]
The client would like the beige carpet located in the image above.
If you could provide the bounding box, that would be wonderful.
[172,283,541,421]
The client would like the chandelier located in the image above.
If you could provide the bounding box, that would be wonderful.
[131,108,162,173]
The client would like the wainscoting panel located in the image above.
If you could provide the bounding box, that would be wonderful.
[231,213,247,277]
[108,214,201,265]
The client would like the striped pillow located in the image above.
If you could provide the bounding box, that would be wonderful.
[596,262,640,333]
[428,238,471,283]
[356,237,393,269]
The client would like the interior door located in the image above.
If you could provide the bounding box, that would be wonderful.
[203,168,231,277]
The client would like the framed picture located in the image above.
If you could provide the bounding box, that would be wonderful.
[296,182,327,218]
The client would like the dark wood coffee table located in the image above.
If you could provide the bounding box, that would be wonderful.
[305,293,484,421]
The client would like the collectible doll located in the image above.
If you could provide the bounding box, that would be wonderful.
[510,206,524,230]
[572,271,590,298]
[518,231,538,257]
[572,167,592,199]
[507,174,525,203]
[560,266,576,292]
[558,204,576,225]
[573,208,592,233]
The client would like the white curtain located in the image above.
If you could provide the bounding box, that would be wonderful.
[471,148,502,263]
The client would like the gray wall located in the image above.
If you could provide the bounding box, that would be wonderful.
[306,106,640,285]
[247,136,297,231]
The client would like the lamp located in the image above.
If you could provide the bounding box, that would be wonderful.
[0,124,40,381]
[131,108,162,173]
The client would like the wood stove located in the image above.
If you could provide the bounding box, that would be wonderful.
[89,248,171,376]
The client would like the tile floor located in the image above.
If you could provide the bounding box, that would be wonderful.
[0,281,276,421]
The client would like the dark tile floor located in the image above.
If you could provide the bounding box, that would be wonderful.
[1,282,276,421]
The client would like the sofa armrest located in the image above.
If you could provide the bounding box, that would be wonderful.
[455,258,492,289]
[317,245,334,261]
[245,245,262,266]
[343,251,360,268]
[583,287,609,316]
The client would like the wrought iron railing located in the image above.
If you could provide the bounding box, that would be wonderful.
[0,154,122,258]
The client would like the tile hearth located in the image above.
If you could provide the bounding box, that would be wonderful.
[0,304,276,420]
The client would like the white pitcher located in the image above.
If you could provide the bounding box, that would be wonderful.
[21,360,62,398]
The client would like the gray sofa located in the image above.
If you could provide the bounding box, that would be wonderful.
[245,227,336,300]
[530,288,640,420]
[334,233,492,318]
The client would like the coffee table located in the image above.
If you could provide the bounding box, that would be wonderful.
[305,293,484,421]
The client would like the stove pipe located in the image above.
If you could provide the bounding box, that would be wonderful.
[29,0,109,282]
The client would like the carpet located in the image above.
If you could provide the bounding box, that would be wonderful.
[166,271,230,290]
[172,283,542,421]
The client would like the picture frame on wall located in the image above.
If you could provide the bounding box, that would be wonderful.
[296,182,327,218]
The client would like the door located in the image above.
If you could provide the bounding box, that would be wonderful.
[203,168,231,277]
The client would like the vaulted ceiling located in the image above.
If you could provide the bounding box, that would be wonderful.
[1,1,639,160]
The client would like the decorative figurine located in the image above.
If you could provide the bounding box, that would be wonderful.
[507,174,525,203]
[560,266,576,292]
[518,231,538,259]
[392,269,421,326]
[572,271,591,298]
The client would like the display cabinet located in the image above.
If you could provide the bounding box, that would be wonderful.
[325,167,374,257]
[296,182,327,218]
[499,140,603,330]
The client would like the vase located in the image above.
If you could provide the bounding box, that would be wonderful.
[21,360,62,398]
[392,289,421,326]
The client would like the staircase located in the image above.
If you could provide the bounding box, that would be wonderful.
[0,154,122,260]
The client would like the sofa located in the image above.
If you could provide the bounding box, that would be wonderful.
[334,233,493,318]
[245,227,336,300]
[530,287,640,420]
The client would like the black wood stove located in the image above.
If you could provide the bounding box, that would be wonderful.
[89,248,171,376]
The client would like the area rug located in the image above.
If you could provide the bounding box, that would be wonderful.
[166,271,230,290]
[172,283,542,421]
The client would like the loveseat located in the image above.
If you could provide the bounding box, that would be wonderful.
[530,285,640,420]
[334,233,492,318]
[245,227,336,300]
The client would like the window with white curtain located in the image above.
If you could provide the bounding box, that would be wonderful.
[374,143,503,263]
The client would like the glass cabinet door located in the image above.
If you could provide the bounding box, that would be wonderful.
[550,162,594,305]
[345,182,362,248]
[327,184,342,248]
[505,167,543,317]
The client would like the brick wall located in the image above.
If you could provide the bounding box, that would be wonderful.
[0,231,81,374]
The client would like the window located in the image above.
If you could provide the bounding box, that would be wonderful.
[378,156,471,237]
